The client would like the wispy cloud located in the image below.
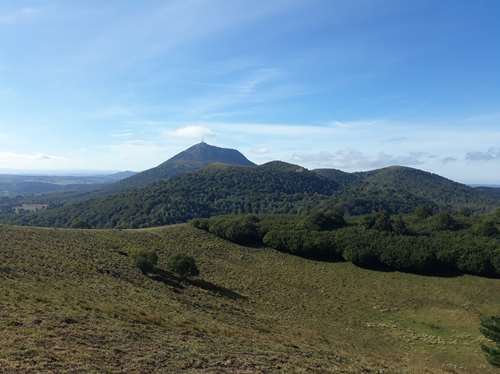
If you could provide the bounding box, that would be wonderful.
[0,7,40,25]
[466,147,500,161]
[166,126,215,140]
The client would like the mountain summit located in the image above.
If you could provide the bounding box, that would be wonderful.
[116,142,255,190]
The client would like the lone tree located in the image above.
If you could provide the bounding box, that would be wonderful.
[131,249,158,274]
[480,316,500,367]
[168,255,199,279]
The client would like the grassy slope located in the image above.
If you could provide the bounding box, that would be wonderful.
[0,224,499,373]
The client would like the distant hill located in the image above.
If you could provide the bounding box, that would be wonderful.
[10,162,339,228]
[0,171,136,197]
[316,165,499,214]
[3,143,500,228]
[114,142,255,190]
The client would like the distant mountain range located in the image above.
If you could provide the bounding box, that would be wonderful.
[3,142,499,229]
[0,171,137,197]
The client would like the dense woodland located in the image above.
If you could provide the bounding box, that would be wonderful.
[192,208,500,278]
[2,160,499,229]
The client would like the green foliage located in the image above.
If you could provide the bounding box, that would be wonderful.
[302,208,346,231]
[480,316,500,367]
[474,221,499,238]
[71,219,91,229]
[263,229,340,260]
[414,205,434,219]
[131,249,158,274]
[431,212,460,231]
[167,255,199,278]
[196,212,500,278]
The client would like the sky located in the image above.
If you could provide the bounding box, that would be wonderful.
[0,0,500,183]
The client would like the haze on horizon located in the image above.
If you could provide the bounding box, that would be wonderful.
[1,0,499,184]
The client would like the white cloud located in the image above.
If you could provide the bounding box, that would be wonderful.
[291,150,433,170]
[166,126,215,139]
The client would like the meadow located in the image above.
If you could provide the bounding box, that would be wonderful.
[1,223,499,373]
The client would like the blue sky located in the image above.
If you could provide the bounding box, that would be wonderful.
[1,0,500,183]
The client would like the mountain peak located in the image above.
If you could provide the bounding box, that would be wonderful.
[170,143,254,165]
[114,142,255,190]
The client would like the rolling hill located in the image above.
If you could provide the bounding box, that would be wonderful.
[3,143,500,229]
[9,162,339,228]
[0,223,498,373]
[113,142,255,190]
[316,166,499,214]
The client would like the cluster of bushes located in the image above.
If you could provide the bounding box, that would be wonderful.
[130,249,199,278]
[192,209,500,278]
[192,215,262,246]
[336,227,500,276]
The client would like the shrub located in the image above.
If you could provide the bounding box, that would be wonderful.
[191,218,210,231]
[208,215,262,245]
[480,316,500,367]
[168,255,199,278]
[131,249,158,274]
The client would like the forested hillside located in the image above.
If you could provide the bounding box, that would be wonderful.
[8,162,339,228]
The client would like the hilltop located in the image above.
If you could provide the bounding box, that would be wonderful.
[0,223,498,373]
[114,142,255,190]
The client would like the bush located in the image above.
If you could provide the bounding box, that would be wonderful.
[168,255,199,278]
[191,218,210,231]
[208,215,262,245]
[480,316,500,367]
[131,249,158,274]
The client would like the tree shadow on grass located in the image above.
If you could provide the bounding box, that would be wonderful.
[146,269,246,300]
[186,278,247,300]
[147,268,184,289]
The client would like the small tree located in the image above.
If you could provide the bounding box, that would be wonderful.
[131,249,158,274]
[168,255,199,279]
[480,316,500,367]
